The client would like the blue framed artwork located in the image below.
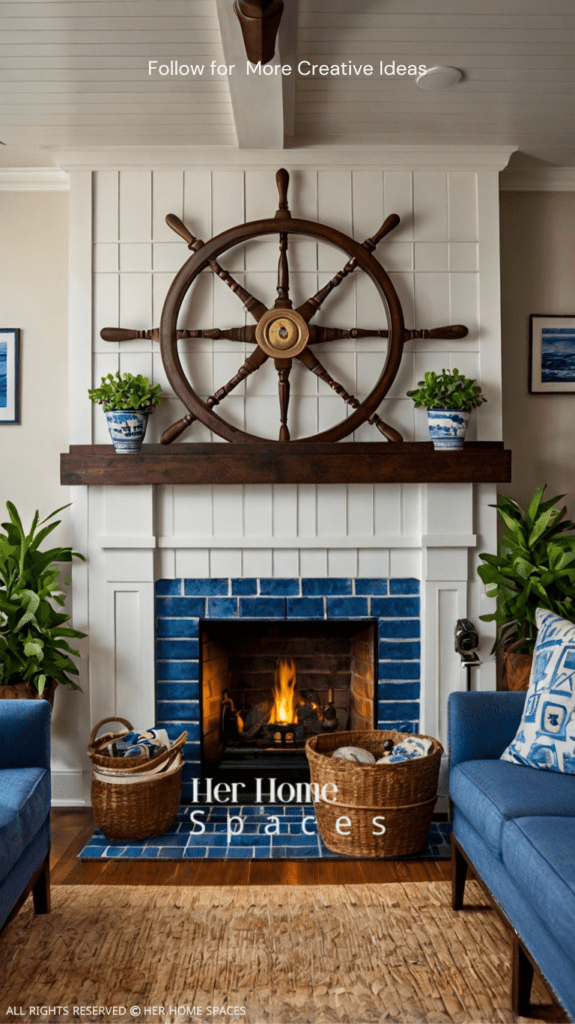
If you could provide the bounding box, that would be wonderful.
[530,315,575,393]
[0,329,20,423]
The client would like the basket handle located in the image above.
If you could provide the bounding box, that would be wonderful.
[101,731,188,776]
[88,717,134,751]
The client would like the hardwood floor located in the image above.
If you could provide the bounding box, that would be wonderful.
[50,808,452,886]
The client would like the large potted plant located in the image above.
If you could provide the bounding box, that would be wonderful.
[88,371,163,453]
[407,368,486,449]
[478,486,575,690]
[0,502,86,704]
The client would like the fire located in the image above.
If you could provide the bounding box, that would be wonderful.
[270,658,298,725]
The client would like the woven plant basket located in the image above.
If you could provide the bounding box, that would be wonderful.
[91,732,187,841]
[305,729,443,858]
[0,677,58,708]
[88,717,149,770]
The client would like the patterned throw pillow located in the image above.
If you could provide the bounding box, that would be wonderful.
[501,608,575,773]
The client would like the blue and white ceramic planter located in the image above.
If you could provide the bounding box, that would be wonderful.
[427,408,469,450]
[105,408,151,453]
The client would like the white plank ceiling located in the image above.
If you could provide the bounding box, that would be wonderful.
[0,0,574,163]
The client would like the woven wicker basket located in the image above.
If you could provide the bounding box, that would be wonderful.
[305,729,443,858]
[91,732,187,841]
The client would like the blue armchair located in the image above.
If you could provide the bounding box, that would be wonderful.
[0,700,51,933]
[449,691,575,1021]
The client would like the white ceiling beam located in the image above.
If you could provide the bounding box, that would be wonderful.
[215,0,285,149]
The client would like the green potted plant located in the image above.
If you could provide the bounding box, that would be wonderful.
[88,371,163,453]
[477,486,575,690]
[0,502,86,704]
[407,368,486,449]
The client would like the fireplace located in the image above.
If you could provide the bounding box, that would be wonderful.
[155,576,421,799]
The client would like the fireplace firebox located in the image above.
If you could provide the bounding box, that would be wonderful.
[201,620,376,783]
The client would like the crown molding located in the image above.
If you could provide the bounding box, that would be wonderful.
[500,166,575,191]
[50,144,517,172]
[0,167,69,192]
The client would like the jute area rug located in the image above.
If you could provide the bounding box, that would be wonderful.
[0,882,558,1024]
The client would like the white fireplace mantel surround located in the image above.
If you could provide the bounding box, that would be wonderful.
[57,145,514,806]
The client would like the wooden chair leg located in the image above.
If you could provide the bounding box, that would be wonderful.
[32,854,51,915]
[512,934,534,1018]
[451,836,468,910]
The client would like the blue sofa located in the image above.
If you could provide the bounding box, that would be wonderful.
[449,690,575,1021]
[0,700,51,933]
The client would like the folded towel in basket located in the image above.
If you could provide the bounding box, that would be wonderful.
[106,727,171,760]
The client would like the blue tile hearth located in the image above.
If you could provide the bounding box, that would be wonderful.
[79,806,450,861]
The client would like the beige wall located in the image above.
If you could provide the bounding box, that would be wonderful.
[0,191,69,544]
[500,191,575,518]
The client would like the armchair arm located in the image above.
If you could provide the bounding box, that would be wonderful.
[448,691,526,769]
[0,701,51,770]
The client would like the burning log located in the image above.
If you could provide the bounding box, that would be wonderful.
[240,701,272,740]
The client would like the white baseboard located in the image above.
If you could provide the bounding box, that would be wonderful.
[51,769,88,806]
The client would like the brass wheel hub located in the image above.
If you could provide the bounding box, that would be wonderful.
[255,308,309,359]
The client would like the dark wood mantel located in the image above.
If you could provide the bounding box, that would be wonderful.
[60,442,511,486]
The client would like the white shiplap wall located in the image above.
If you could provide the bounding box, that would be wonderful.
[61,148,508,805]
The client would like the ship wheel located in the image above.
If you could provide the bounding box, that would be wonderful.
[101,168,468,443]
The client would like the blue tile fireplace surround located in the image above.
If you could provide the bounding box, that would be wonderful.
[155,577,421,799]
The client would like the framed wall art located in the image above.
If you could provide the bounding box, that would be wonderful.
[0,329,20,424]
[530,315,575,393]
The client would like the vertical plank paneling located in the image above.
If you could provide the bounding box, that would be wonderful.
[213,484,243,536]
[93,171,119,242]
[317,484,346,537]
[119,351,153,380]
[245,169,279,221]
[300,548,328,577]
[374,483,402,535]
[212,170,245,244]
[290,169,317,220]
[413,172,448,241]
[352,171,383,242]
[93,274,119,348]
[244,484,272,537]
[211,549,242,577]
[358,548,390,578]
[347,484,374,536]
[119,171,152,243]
[448,172,478,242]
[173,484,213,537]
[272,485,298,537]
[243,549,272,577]
[152,171,184,240]
[119,273,152,332]
[402,484,422,537]
[414,272,450,328]
[175,550,209,578]
[273,549,300,577]
[450,273,479,345]
[114,590,142,718]
[328,549,357,577]
[156,485,174,541]
[318,170,352,273]
[383,171,413,238]
[297,484,317,537]
[183,170,213,241]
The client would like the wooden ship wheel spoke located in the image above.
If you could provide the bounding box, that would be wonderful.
[101,167,469,445]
